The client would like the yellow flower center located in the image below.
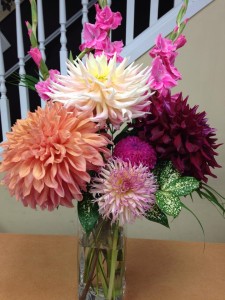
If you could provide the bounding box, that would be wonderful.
[95,74,108,82]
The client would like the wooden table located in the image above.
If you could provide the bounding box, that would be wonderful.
[0,234,224,300]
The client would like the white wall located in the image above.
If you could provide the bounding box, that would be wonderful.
[0,0,225,242]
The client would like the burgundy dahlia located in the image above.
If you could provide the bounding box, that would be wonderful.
[113,136,157,170]
[135,93,221,182]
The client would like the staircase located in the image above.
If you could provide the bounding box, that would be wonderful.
[0,0,214,144]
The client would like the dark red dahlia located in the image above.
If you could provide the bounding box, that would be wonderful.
[135,92,221,182]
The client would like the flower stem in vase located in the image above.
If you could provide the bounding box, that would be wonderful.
[79,248,100,300]
[107,222,119,300]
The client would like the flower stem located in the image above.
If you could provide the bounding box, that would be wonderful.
[107,222,119,300]
[79,248,99,300]
[76,48,93,61]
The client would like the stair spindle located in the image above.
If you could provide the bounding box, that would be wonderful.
[0,32,11,141]
[81,0,89,44]
[15,0,30,119]
[59,0,68,75]
[37,0,46,61]
[125,0,135,45]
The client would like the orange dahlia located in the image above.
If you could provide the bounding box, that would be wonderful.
[0,103,110,210]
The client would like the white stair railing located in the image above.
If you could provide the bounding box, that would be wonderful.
[15,0,30,119]
[149,0,159,27]
[125,0,135,45]
[174,0,183,7]
[37,0,47,108]
[0,32,11,141]
[59,0,68,75]
[81,0,89,44]
[37,0,46,61]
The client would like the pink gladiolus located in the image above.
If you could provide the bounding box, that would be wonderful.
[35,69,60,101]
[150,34,176,59]
[173,25,179,33]
[149,57,177,96]
[163,57,181,81]
[174,35,187,49]
[148,34,187,94]
[95,4,122,31]
[25,21,32,37]
[95,37,123,62]
[79,23,107,51]
[184,18,189,25]
[28,47,42,68]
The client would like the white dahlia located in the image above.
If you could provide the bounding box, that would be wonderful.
[49,53,151,127]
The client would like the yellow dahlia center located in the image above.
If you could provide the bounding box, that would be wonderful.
[95,74,108,82]
[113,171,133,194]
[90,64,110,83]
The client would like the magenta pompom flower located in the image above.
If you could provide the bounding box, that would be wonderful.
[113,136,157,170]
[135,93,221,182]
[91,159,157,225]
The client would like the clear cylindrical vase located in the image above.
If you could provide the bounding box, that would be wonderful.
[78,217,126,300]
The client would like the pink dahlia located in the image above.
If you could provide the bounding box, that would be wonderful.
[135,93,221,182]
[0,103,110,210]
[91,159,157,224]
[113,136,157,170]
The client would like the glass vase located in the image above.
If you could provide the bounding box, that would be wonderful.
[78,217,126,300]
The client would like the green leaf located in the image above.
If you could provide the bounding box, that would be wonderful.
[177,21,187,35]
[98,0,107,8]
[145,204,170,228]
[169,30,177,41]
[23,74,39,83]
[156,161,180,190]
[197,187,225,215]
[176,0,188,26]
[69,51,74,62]
[26,20,38,47]
[30,0,38,39]
[165,177,199,196]
[169,0,189,41]
[39,60,49,80]
[156,190,182,218]
[77,193,100,234]
[202,183,225,200]
[8,73,39,91]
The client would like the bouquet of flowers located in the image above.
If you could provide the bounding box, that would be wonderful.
[0,0,224,299]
